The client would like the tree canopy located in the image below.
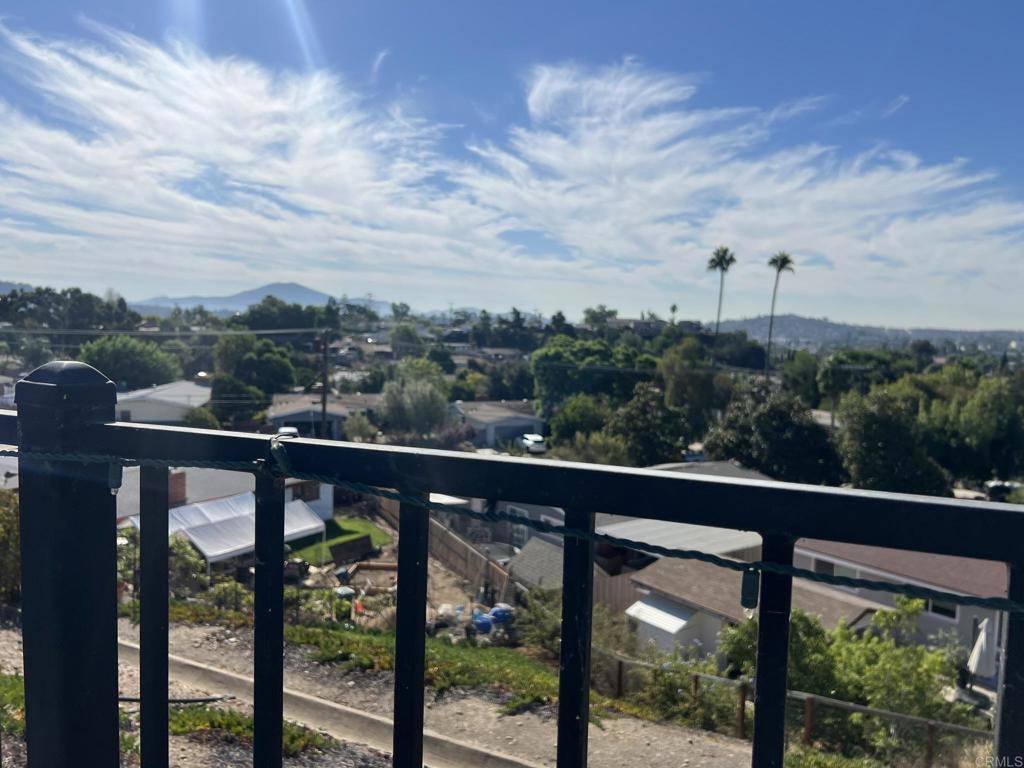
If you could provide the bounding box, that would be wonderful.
[79,335,182,389]
[704,385,842,484]
[836,390,949,495]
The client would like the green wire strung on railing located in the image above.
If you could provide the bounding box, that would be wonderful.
[1,444,1022,615]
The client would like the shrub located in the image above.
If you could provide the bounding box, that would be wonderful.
[168,705,331,757]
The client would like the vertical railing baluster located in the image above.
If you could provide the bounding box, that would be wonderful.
[393,490,429,768]
[253,471,286,768]
[140,465,170,768]
[996,561,1024,759]
[557,509,595,768]
[15,362,120,766]
[751,533,795,768]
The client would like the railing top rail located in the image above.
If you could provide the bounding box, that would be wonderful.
[2,411,1022,564]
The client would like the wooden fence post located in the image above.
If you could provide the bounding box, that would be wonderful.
[803,697,815,746]
[736,681,748,739]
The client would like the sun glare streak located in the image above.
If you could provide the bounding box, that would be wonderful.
[282,0,323,71]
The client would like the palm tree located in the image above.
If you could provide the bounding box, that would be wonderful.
[707,246,737,336]
[765,251,795,374]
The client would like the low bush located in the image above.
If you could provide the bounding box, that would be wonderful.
[168,705,332,757]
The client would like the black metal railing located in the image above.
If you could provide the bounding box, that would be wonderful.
[3,360,1024,768]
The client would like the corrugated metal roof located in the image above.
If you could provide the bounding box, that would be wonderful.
[626,594,693,634]
[118,380,211,406]
[131,491,324,563]
[596,516,761,557]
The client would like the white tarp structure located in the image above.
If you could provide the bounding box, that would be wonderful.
[131,491,325,564]
[626,594,694,635]
[968,617,991,677]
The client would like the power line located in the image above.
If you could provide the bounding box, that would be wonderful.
[0,327,325,337]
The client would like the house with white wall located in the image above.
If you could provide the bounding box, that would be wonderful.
[116,380,211,424]
[628,556,884,655]
[449,400,544,448]
[794,539,1006,682]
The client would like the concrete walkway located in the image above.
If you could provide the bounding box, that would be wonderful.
[118,641,544,768]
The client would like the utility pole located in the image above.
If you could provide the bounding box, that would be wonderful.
[319,332,329,439]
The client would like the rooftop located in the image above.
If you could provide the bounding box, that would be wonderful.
[797,539,1007,598]
[452,399,539,424]
[117,379,211,406]
[632,555,885,630]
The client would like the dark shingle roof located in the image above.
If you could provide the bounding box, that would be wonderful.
[797,539,1007,598]
[632,556,884,630]
[507,536,564,590]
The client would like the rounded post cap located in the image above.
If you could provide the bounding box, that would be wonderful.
[16,361,116,407]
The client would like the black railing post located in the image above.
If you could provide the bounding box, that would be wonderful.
[15,362,119,767]
[557,509,595,768]
[751,533,795,768]
[393,490,429,768]
[140,465,170,768]
[996,561,1024,759]
[253,470,286,768]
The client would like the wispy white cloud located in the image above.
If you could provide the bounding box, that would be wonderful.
[0,26,1020,326]
[371,48,390,82]
[882,94,910,119]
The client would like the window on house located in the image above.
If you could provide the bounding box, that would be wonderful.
[928,599,957,619]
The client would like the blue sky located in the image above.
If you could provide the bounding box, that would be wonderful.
[0,1,1022,327]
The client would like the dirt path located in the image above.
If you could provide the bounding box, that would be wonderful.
[118,620,751,768]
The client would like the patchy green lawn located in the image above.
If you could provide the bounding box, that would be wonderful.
[289,515,392,565]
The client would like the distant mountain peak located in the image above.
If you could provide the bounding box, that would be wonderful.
[135,282,334,312]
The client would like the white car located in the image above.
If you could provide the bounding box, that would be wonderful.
[521,433,547,454]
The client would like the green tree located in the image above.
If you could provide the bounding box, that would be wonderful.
[550,394,612,443]
[183,407,221,430]
[169,534,207,597]
[764,251,795,373]
[213,334,257,375]
[426,346,456,374]
[719,599,971,757]
[546,430,631,466]
[836,390,949,495]
[704,385,842,484]
[381,379,448,434]
[707,246,737,335]
[210,374,266,423]
[391,324,424,358]
[390,302,412,321]
[18,336,54,369]
[236,340,296,394]
[342,411,377,442]
[0,490,19,603]
[79,336,182,389]
[659,339,716,433]
[582,304,618,329]
[606,382,690,466]
[781,350,820,407]
[957,376,1024,479]
[395,357,448,393]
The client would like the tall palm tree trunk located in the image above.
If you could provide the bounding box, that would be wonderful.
[765,271,781,375]
[714,270,725,335]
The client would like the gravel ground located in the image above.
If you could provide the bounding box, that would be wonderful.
[118,620,751,768]
[0,626,390,768]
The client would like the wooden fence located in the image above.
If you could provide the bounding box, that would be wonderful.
[593,648,991,766]
[376,497,512,603]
